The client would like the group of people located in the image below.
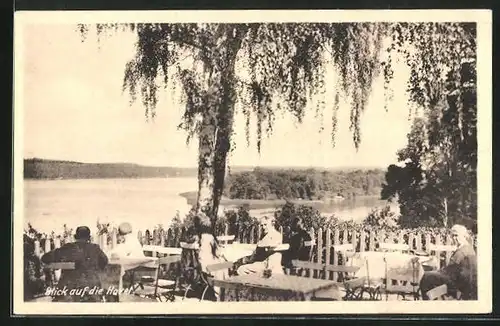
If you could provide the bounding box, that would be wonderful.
[35,214,477,302]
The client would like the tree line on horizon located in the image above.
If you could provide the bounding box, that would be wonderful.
[224,168,385,200]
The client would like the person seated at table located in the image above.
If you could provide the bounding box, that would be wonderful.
[196,213,229,300]
[108,222,145,258]
[41,226,108,302]
[282,217,313,270]
[234,215,284,276]
[197,212,228,272]
[419,224,477,300]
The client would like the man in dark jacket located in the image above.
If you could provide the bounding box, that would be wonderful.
[283,217,313,271]
[420,224,477,300]
[41,226,109,302]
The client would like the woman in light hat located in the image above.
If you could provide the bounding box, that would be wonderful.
[109,222,145,258]
[419,224,477,300]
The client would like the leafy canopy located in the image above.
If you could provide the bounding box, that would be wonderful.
[78,22,475,151]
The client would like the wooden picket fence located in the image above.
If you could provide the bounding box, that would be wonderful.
[32,225,476,282]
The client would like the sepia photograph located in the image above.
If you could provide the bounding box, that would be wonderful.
[13,10,492,315]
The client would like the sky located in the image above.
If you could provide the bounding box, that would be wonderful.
[21,24,414,169]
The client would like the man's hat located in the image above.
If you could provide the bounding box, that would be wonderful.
[74,226,91,240]
[118,222,133,235]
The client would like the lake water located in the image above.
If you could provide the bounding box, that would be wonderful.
[23,178,397,235]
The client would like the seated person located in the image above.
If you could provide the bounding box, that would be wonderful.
[282,217,313,270]
[197,213,228,273]
[107,222,150,288]
[41,226,108,302]
[419,224,477,300]
[235,215,284,276]
[196,213,229,300]
[108,222,145,258]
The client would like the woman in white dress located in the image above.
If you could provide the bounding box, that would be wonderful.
[196,213,228,300]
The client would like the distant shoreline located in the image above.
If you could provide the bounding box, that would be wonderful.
[179,191,383,210]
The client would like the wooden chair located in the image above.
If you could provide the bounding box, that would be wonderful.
[127,245,182,295]
[291,260,362,300]
[357,257,384,300]
[333,243,356,266]
[427,244,457,269]
[133,254,182,302]
[305,239,316,262]
[217,235,236,247]
[200,261,235,301]
[381,257,421,301]
[180,241,201,300]
[426,284,452,300]
[379,242,410,254]
[43,262,76,286]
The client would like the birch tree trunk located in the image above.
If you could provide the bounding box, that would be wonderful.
[194,25,247,234]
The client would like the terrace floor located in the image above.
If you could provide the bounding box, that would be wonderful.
[29,289,406,303]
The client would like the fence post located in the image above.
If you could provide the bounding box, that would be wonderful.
[445,235,453,265]
[166,228,173,247]
[425,233,432,253]
[249,225,255,244]
[341,229,348,244]
[352,230,358,251]
[398,231,405,245]
[111,228,117,250]
[101,234,108,252]
[316,228,323,279]
[44,236,51,254]
[325,228,332,280]
[34,240,41,258]
[408,233,415,252]
[137,231,143,246]
[435,234,442,269]
[416,232,423,252]
[359,230,366,252]
[53,237,62,282]
[153,228,159,246]
[368,231,375,251]
[332,228,340,282]
[160,229,165,247]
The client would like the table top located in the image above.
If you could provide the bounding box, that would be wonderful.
[108,256,157,266]
[213,274,339,295]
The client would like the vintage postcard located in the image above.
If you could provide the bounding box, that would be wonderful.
[13,10,492,315]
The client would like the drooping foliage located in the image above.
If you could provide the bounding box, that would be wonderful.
[78,22,477,229]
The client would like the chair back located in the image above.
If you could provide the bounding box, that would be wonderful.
[157,255,182,266]
[272,243,290,252]
[333,243,356,253]
[142,245,182,257]
[45,262,76,270]
[426,284,448,300]
[305,239,316,262]
[379,243,410,253]
[180,242,200,250]
[385,257,421,296]
[291,260,325,277]
[205,261,235,275]
[216,235,235,247]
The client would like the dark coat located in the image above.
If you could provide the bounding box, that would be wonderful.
[282,229,312,267]
[41,241,108,301]
[441,244,477,300]
[420,244,477,300]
